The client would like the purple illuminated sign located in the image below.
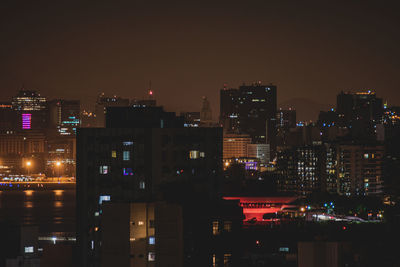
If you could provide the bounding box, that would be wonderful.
[22,114,31,129]
[244,161,257,170]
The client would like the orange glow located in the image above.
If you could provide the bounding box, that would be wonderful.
[24,190,34,196]
[26,161,32,167]
[54,190,64,196]
[56,161,61,167]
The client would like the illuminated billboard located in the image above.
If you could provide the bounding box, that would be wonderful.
[22,113,32,129]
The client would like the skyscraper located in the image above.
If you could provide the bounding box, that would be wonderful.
[336,91,383,139]
[12,90,47,130]
[76,106,222,266]
[200,96,213,123]
[220,82,277,156]
[48,99,80,136]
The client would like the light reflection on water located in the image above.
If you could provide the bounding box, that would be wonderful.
[0,189,75,234]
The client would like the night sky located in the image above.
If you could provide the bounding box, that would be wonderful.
[1,0,399,121]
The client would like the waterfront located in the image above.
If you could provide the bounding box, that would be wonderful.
[0,184,75,235]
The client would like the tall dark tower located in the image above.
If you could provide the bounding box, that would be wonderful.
[336,91,383,139]
[220,82,277,157]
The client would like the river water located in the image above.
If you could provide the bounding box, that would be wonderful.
[0,184,76,236]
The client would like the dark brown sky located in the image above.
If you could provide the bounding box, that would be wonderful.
[1,0,399,120]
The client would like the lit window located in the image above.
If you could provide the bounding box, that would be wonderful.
[200,152,205,158]
[94,212,100,217]
[24,246,34,253]
[212,221,219,235]
[364,154,369,159]
[123,141,134,146]
[123,151,130,161]
[224,253,232,266]
[149,236,155,245]
[99,195,111,204]
[212,254,217,267]
[99,166,109,174]
[139,181,145,189]
[148,252,155,261]
[123,168,134,176]
[189,150,200,159]
[223,221,232,232]
[111,150,117,158]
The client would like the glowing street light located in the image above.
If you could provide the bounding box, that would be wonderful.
[55,161,63,179]
[26,161,32,175]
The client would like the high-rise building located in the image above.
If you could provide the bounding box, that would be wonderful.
[277,144,325,196]
[94,93,130,127]
[337,143,384,196]
[277,109,296,130]
[220,82,277,156]
[200,96,213,123]
[76,106,222,266]
[223,134,252,159]
[100,202,183,267]
[336,91,383,139]
[12,90,47,130]
[48,99,80,136]
[247,144,270,164]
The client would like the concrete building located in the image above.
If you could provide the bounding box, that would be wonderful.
[337,144,384,196]
[76,106,223,266]
[223,134,251,159]
[220,82,277,156]
[94,93,130,127]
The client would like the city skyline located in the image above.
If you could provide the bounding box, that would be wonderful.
[1,0,400,121]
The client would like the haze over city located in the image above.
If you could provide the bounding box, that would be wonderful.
[1,0,400,121]
[1,1,400,267]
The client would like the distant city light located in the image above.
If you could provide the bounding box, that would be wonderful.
[22,113,31,129]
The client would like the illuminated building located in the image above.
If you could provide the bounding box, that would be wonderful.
[317,109,338,128]
[48,99,80,136]
[276,108,296,130]
[97,198,242,267]
[337,144,384,196]
[180,111,201,127]
[325,143,338,194]
[94,93,130,127]
[223,197,298,224]
[277,144,325,195]
[223,134,251,159]
[12,90,47,130]
[45,137,76,177]
[247,143,270,164]
[220,82,277,157]
[382,106,400,126]
[100,202,183,267]
[80,110,96,128]
[0,131,46,174]
[76,106,222,266]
